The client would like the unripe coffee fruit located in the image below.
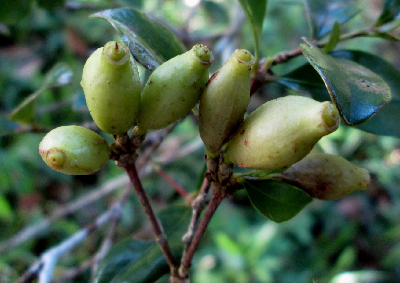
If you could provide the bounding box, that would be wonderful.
[81,41,141,135]
[226,96,340,170]
[199,49,254,158]
[270,153,370,200]
[136,44,213,134]
[39,126,110,175]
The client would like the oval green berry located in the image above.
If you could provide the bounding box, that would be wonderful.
[270,153,370,200]
[81,41,141,135]
[226,95,340,170]
[39,126,110,175]
[136,44,213,135]
[199,49,254,158]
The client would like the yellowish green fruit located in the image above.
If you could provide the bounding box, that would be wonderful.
[270,153,370,200]
[136,44,213,134]
[199,49,254,158]
[81,41,141,135]
[226,96,340,170]
[39,126,110,175]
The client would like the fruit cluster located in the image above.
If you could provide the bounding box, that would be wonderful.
[39,41,370,200]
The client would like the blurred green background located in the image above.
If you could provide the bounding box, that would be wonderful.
[1,0,400,282]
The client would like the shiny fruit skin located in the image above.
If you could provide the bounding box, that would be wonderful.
[199,49,254,158]
[270,153,370,200]
[39,126,110,175]
[226,95,340,170]
[81,41,141,135]
[136,44,213,134]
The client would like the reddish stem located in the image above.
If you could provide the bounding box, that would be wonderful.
[154,166,189,198]
[125,164,179,277]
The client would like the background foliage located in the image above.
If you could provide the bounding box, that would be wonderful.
[1,0,400,282]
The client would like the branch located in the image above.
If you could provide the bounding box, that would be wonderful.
[179,187,225,279]
[153,164,189,199]
[0,175,129,254]
[125,163,179,277]
[17,203,123,283]
[181,178,211,254]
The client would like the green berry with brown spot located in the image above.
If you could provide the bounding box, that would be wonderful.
[136,44,213,134]
[226,95,340,170]
[39,126,110,175]
[199,49,254,158]
[81,41,141,135]
[270,153,370,200]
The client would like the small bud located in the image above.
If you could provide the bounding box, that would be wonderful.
[226,96,340,170]
[81,41,141,135]
[39,126,110,175]
[136,44,213,134]
[199,49,254,158]
[270,153,370,200]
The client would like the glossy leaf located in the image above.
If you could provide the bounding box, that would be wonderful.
[8,63,73,125]
[304,0,360,39]
[331,50,400,136]
[242,179,312,223]
[91,8,186,71]
[330,270,393,283]
[95,206,191,283]
[278,50,400,136]
[375,0,400,27]
[238,0,268,59]
[301,43,391,125]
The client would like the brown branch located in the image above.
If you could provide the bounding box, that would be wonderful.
[178,188,225,279]
[181,178,211,254]
[154,165,189,198]
[124,163,179,278]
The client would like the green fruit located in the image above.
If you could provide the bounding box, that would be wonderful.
[39,126,110,175]
[81,41,141,135]
[270,153,370,200]
[136,44,213,134]
[226,95,340,170]
[199,49,254,158]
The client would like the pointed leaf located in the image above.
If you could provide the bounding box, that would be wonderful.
[237,0,268,58]
[324,21,341,53]
[277,50,400,136]
[8,63,73,125]
[242,179,312,223]
[304,0,360,39]
[95,205,191,283]
[91,8,186,71]
[301,43,391,125]
[331,50,400,136]
[375,0,400,27]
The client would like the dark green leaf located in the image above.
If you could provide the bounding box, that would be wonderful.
[0,115,19,137]
[0,0,34,25]
[331,50,400,136]
[301,43,391,125]
[277,50,400,136]
[324,21,341,53]
[37,0,65,10]
[95,205,191,283]
[375,0,400,27]
[8,63,73,125]
[237,0,268,58]
[304,0,360,39]
[91,8,186,71]
[242,179,312,223]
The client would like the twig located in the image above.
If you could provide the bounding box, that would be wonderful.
[125,163,179,278]
[17,203,123,283]
[0,175,129,254]
[179,188,225,279]
[153,165,189,199]
[181,178,211,254]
